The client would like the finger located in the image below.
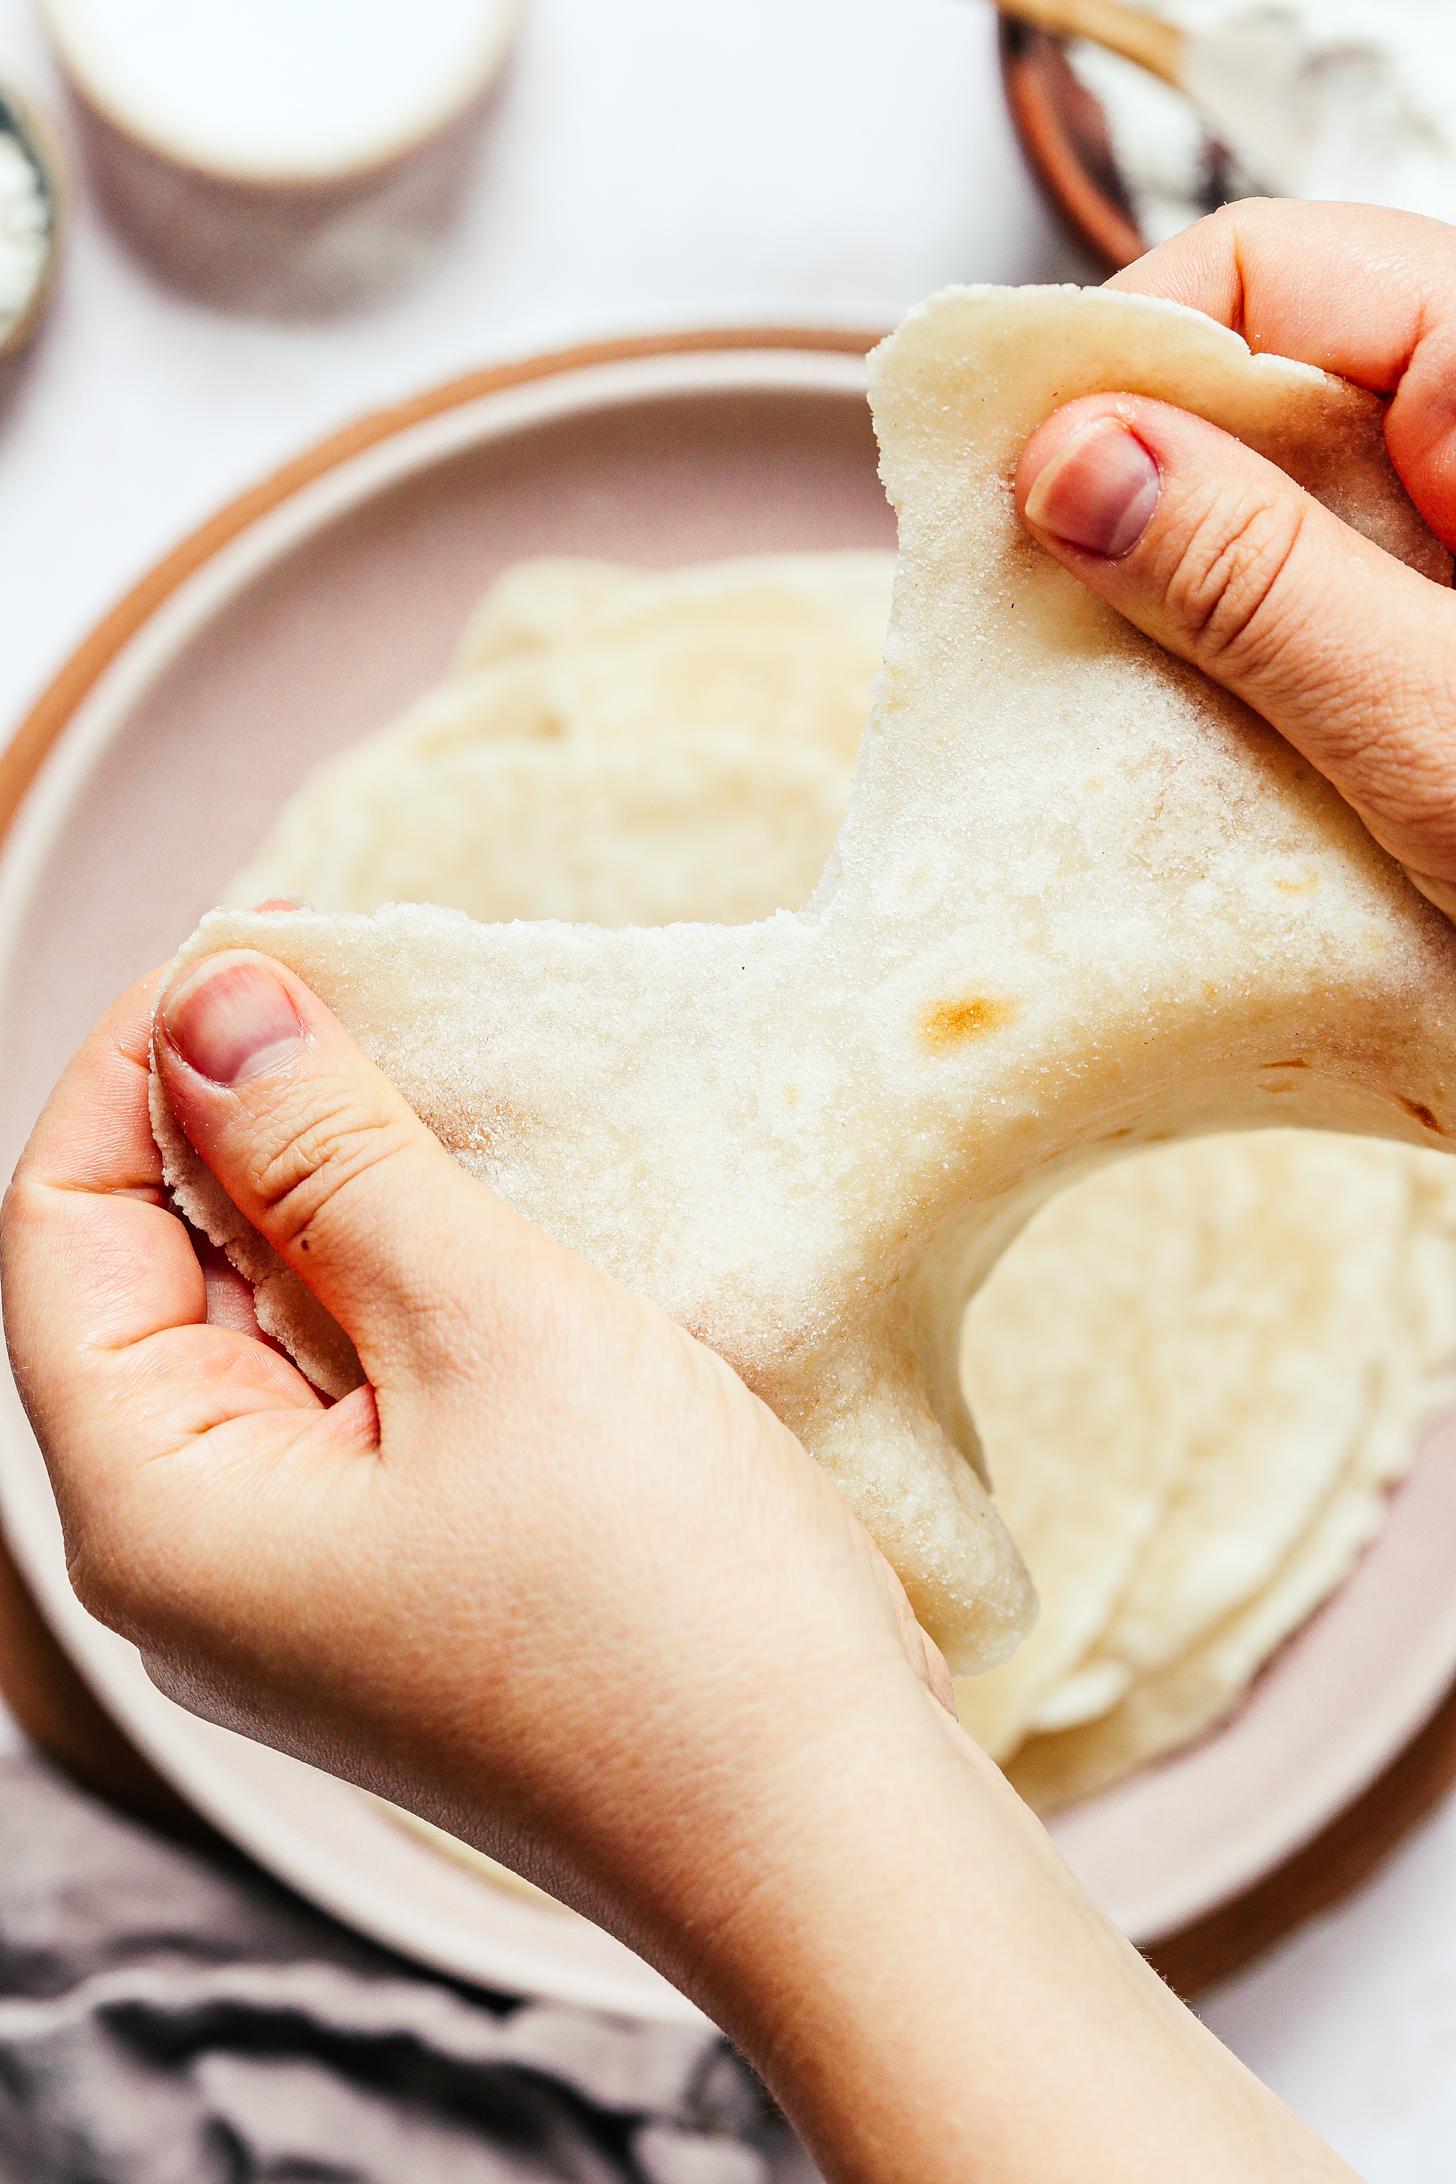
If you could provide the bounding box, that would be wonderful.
[1016,394,1456,918]
[198,1239,266,1339]
[1,973,325,1542]
[153,950,533,1378]
[4,971,205,1400]
[1110,200,1456,545]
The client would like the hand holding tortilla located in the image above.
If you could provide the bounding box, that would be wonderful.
[1030,199,1456,921]
[230,544,1456,1818]
[0,917,1358,2184]
[153,275,1456,1690]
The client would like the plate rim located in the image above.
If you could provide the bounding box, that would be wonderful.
[0,323,879,848]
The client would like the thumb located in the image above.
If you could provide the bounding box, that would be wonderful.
[1016,396,1456,920]
[155,949,523,1376]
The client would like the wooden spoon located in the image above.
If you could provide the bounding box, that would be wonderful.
[995,0,1183,86]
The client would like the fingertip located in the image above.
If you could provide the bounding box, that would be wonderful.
[1018,406,1163,562]
[1016,397,1119,512]
[158,952,307,1090]
[1016,395,1156,508]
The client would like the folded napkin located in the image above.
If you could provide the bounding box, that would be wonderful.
[0,1748,813,2184]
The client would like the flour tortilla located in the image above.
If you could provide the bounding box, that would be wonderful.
[1036,1138,1456,1732]
[453,551,894,684]
[239,537,1456,1772]
[231,729,851,927]
[954,1144,1199,1761]
[155,285,1456,1681]
[449,552,891,768]
[959,1134,1456,1765]
[233,554,893,915]
[1012,1348,1456,1810]
[1009,1144,1456,1806]
[1009,1485,1392,1811]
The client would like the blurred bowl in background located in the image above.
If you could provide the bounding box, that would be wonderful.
[998,17,1147,270]
[999,15,1263,272]
[37,0,523,311]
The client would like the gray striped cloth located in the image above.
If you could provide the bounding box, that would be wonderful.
[0,1751,814,2184]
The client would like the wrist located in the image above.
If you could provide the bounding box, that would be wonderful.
[578,1667,973,2021]
[656,1699,1343,2184]
[636,1687,1012,2090]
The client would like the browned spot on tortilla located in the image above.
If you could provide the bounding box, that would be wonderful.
[1105,1126,1134,1140]
[1264,1058,1309,1070]
[1399,1097,1445,1134]
[922,995,1017,1050]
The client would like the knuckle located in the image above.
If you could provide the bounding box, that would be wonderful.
[0,1173,35,1294]
[1196,199,1248,269]
[1194,197,1278,296]
[137,1651,194,1711]
[1161,488,1306,678]
[138,1649,228,1727]
[65,1526,153,1644]
[62,1535,107,1620]
[247,1084,415,1253]
[1210,195,1277,246]
[0,1166,49,1268]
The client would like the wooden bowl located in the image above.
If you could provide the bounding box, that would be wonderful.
[998,17,1147,271]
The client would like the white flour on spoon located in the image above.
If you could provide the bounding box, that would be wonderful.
[1072,1,1456,246]
[0,111,51,351]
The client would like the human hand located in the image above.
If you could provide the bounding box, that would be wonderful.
[0,947,957,2013]
[1016,200,1456,922]
[0,950,1361,2184]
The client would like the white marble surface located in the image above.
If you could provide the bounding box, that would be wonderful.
[0,1,1452,2176]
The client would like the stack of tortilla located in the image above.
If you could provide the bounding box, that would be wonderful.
[234,551,1456,1816]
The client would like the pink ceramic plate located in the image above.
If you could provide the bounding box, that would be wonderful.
[2,331,1455,2018]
